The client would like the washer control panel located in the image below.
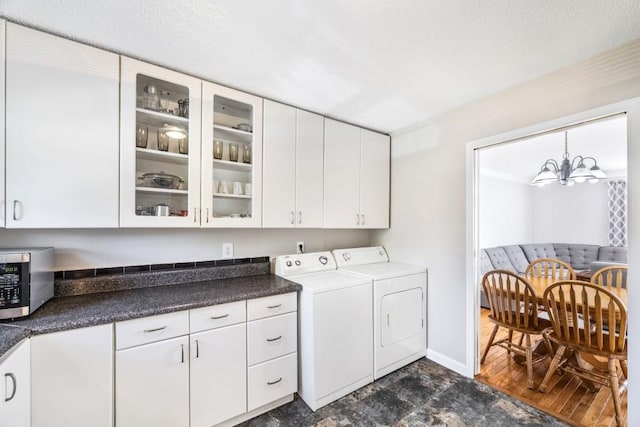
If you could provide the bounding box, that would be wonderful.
[274,251,337,277]
[332,246,389,267]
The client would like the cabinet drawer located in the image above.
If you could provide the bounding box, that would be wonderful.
[247,312,297,365]
[190,300,246,333]
[247,292,297,321]
[116,311,189,350]
[247,352,297,411]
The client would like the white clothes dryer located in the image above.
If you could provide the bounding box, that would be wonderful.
[274,251,373,411]
[332,246,427,380]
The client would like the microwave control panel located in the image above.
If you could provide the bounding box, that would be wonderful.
[0,254,29,309]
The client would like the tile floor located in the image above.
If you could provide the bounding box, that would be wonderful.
[240,358,568,426]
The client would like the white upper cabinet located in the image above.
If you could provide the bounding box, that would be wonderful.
[0,20,5,229]
[359,129,390,229]
[263,101,324,228]
[5,24,119,228]
[120,57,202,227]
[201,82,263,227]
[324,119,390,229]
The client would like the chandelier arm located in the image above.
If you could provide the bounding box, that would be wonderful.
[580,156,599,166]
[542,159,559,172]
[570,155,584,169]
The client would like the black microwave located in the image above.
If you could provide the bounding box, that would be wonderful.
[0,248,54,319]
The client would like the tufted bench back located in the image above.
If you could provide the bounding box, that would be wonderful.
[598,246,628,263]
[551,244,600,270]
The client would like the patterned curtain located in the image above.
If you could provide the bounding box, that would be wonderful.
[608,180,627,247]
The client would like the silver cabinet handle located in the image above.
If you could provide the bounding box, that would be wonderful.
[356,214,360,225]
[297,211,302,224]
[143,326,167,333]
[361,214,365,225]
[195,339,199,358]
[12,200,21,221]
[267,377,282,386]
[194,208,197,223]
[181,344,185,363]
[4,373,16,402]
[267,304,282,309]
[266,335,282,342]
[290,211,294,224]
[211,314,229,320]
[206,208,209,223]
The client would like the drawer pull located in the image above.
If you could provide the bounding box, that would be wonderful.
[211,314,229,320]
[4,373,16,402]
[267,304,282,309]
[195,339,199,358]
[266,335,282,342]
[143,326,167,333]
[267,377,282,386]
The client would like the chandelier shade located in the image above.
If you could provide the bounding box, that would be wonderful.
[531,131,606,187]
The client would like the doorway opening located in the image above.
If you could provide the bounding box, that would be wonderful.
[467,106,632,426]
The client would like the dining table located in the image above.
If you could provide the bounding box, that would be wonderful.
[513,274,628,384]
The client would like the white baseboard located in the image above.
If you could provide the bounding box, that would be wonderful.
[426,348,473,378]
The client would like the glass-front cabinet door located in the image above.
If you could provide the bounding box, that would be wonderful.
[120,57,202,227]
[201,82,262,227]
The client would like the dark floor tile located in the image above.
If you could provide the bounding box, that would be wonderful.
[357,388,415,425]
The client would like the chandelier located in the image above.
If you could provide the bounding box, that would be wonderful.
[531,131,606,187]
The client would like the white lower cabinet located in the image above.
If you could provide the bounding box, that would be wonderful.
[190,324,247,427]
[116,335,190,427]
[0,339,30,427]
[248,352,297,411]
[31,324,113,427]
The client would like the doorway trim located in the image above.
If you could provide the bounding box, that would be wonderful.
[465,97,640,423]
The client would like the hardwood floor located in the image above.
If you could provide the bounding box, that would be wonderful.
[475,308,627,427]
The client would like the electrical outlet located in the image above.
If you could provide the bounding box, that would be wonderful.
[222,242,234,259]
[296,241,304,254]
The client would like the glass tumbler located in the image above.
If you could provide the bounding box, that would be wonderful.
[178,138,189,155]
[136,125,148,148]
[229,142,239,162]
[242,144,251,164]
[213,140,224,160]
[157,130,170,151]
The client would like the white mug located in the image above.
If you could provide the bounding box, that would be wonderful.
[232,181,243,195]
[244,183,252,196]
[218,180,228,194]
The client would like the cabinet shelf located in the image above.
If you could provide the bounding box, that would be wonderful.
[213,125,253,143]
[137,148,189,165]
[213,193,251,199]
[212,159,252,172]
[137,108,189,128]
[136,186,188,195]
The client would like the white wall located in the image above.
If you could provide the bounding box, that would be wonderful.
[478,174,532,248]
[0,229,372,271]
[531,181,610,245]
[373,39,640,367]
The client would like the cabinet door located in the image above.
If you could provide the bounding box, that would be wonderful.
[201,82,263,227]
[295,110,324,228]
[324,119,361,228]
[120,57,202,227]
[116,335,189,427]
[190,324,247,427]
[262,100,296,228]
[5,24,119,228]
[359,129,390,228]
[31,324,113,427]
[0,340,30,427]
[0,20,5,228]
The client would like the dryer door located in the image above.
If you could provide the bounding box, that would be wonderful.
[381,287,423,347]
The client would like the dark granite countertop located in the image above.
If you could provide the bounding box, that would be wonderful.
[0,273,300,358]
[0,325,30,362]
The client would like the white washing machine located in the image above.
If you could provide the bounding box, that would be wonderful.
[333,246,427,380]
[274,251,373,411]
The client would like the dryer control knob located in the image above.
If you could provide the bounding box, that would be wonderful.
[295,260,301,266]
[286,260,292,267]
[343,253,351,261]
[319,255,328,265]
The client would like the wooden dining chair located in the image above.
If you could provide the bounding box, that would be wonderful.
[525,258,576,280]
[539,281,628,427]
[481,270,553,389]
[591,265,628,290]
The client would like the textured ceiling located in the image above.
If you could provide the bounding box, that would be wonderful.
[479,115,627,183]
[2,1,640,133]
